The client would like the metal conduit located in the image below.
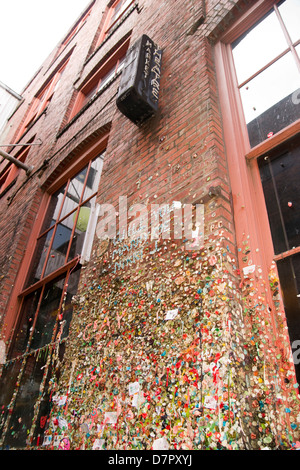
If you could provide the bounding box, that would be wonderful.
[0,149,33,175]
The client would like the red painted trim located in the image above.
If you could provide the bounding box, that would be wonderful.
[245,120,300,161]
[0,146,30,193]
[2,134,108,346]
[15,60,69,143]
[221,0,280,44]
[274,246,300,262]
[46,134,108,194]
[215,1,300,352]
[96,0,135,46]
[3,191,49,344]
[69,35,130,120]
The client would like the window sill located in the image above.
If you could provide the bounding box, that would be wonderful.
[85,1,139,66]
[274,246,300,262]
[245,119,300,161]
[15,108,47,145]
[57,71,121,138]
[0,177,17,199]
[20,256,81,298]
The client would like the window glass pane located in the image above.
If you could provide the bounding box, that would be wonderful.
[82,155,103,201]
[232,9,288,85]
[276,253,300,384]
[3,354,49,448]
[43,216,75,277]
[40,185,67,232]
[9,289,42,359]
[82,83,98,107]
[60,166,88,219]
[0,360,22,443]
[67,203,92,262]
[26,228,54,286]
[60,267,81,340]
[258,138,300,254]
[240,52,300,147]
[110,0,132,25]
[117,55,126,72]
[98,67,116,92]
[278,0,300,43]
[31,372,52,447]
[30,276,66,351]
[32,346,62,446]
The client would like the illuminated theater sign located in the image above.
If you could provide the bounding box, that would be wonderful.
[116,34,162,125]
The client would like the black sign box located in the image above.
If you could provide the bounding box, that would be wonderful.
[116,35,162,125]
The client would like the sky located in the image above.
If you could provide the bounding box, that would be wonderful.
[0,0,92,94]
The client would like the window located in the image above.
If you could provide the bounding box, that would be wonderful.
[231,0,300,147]
[69,35,130,120]
[97,0,135,45]
[25,155,103,288]
[61,4,93,48]
[215,0,300,383]
[0,145,105,448]
[258,135,300,381]
[16,61,68,140]
[51,2,94,64]
[0,144,30,195]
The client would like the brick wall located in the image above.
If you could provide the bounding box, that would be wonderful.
[0,0,299,450]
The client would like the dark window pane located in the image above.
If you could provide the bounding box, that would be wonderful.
[31,349,61,447]
[9,289,42,359]
[43,219,74,277]
[2,354,49,448]
[82,156,103,201]
[0,360,22,443]
[30,276,65,351]
[259,138,300,254]
[66,166,88,204]
[60,267,81,340]
[26,228,54,286]
[41,184,67,232]
[276,253,300,384]
[240,52,300,147]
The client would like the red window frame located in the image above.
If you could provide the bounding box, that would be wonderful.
[69,35,130,120]
[0,144,31,195]
[61,5,93,47]
[16,61,68,141]
[2,135,108,347]
[215,0,300,281]
[0,134,108,446]
[96,0,135,46]
[52,2,95,62]
[0,132,108,447]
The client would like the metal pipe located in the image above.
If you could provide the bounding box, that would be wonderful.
[0,138,42,148]
[0,149,33,175]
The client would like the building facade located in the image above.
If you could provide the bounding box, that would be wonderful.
[0,81,22,145]
[0,0,300,450]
